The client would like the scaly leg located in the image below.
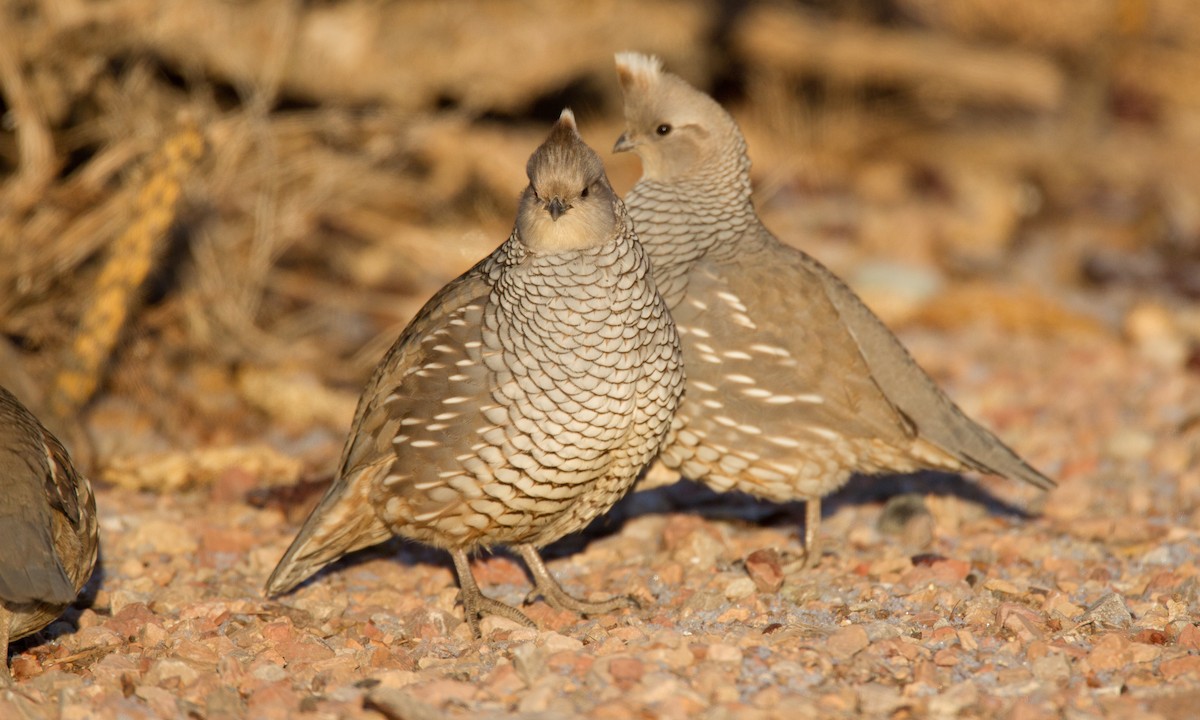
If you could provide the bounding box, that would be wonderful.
[517,544,639,616]
[803,499,822,568]
[450,549,535,637]
[1,607,12,686]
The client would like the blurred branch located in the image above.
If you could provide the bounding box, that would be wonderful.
[734,4,1066,112]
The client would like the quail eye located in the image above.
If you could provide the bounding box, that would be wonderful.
[656,123,672,136]
[581,186,589,198]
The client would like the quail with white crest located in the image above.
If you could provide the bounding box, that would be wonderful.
[0,386,98,684]
[612,52,1054,566]
[266,110,684,634]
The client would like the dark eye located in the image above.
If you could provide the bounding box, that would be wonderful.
[581,186,589,198]
[656,124,672,136]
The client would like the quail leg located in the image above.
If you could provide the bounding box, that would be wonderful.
[802,499,822,568]
[450,549,536,637]
[517,544,640,616]
[0,609,11,687]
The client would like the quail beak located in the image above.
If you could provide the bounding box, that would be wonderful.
[547,197,567,220]
[612,132,636,154]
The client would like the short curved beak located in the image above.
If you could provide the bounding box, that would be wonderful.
[613,132,636,154]
[547,197,567,220]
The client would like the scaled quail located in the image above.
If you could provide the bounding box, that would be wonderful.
[0,386,98,684]
[265,110,684,634]
[612,53,1054,565]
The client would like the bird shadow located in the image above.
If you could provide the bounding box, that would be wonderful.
[268,470,1038,594]
[539,469,1038,560]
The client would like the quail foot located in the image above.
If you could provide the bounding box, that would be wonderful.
[612,52,1054,566]
[266,110,684,635]
[0,386,98,684]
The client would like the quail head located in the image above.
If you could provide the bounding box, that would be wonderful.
[0,386,98,684]
[612,52,1054,566]
[266,110,684,635]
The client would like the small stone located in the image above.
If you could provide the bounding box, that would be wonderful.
[1176,623,1200,650]
[928,680,978,718]
[664,517,725,570]
[606,657,644,690]
[479,614,527,638]
[1086,633,1130,672]
[858,682,905,715]
[364,688,443,720]
[982,578,1023,598]
[1079,593,1133,630]
[745,548,784,593]
[724,577,757,600]
[1161,655,1200,680]
[996,603,1045,642]
[826,625,870,661]
[706,643,743,664]
[540,631,583,653]
[510,643,546,687]
[1031,652,1070,682]
[144,658,201,687]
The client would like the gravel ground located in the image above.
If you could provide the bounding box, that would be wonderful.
[3,323,1197,719]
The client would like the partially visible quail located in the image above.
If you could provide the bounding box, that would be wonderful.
[265,110,684,634]
[612,53,1054,565]
[0,386,98,684]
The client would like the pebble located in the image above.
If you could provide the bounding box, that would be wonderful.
[724,577,757,601]
[826,625,870,661]
[744,548,785,593]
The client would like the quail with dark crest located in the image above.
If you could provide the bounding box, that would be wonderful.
[266,110,684,634]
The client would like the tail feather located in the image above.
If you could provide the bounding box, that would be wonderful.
[264,463,394,596]
[810,257,1056,491]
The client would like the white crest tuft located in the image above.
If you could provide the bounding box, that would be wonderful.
[615,52,663,89]
[558,107,577,129]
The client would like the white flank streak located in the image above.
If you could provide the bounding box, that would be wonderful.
[732,313,757,329]
[749,343,791,357]
[716,291,747,312]
[723,350,753,360]
[410,439,439,448]
[725,374,755,384]
[808,427,840,441]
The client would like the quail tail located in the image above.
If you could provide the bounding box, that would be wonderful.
[812,264,1056,491]
[265,463,394,597]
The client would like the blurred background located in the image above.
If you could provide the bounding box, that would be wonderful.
[1,0,1197,495]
